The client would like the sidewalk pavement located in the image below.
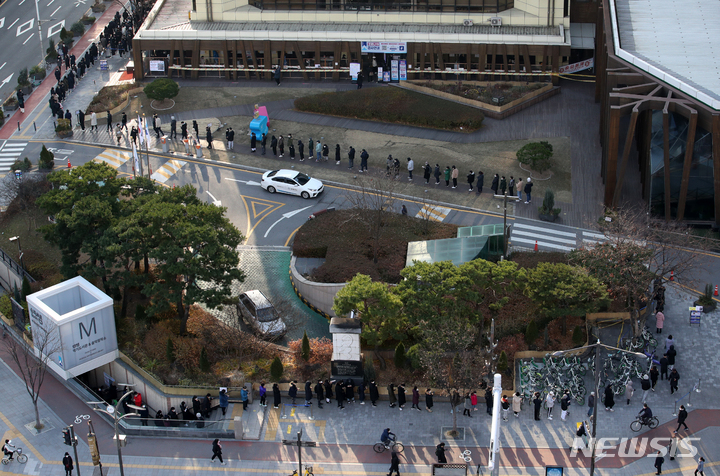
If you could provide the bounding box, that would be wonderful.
[0,1,125,140]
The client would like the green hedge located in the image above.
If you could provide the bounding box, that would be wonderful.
[294,87,484,132]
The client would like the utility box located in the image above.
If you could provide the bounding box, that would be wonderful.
[234,417,243,440]
[26,276,119,380]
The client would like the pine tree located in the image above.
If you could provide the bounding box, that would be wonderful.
[199,347,210,372]
[301,331,311,361]
[525,319,539,346]
[394,342,406,369]
[497,350,508,372]
[270,356,283,381]
[166,338,175,363]
[572,325,584,346]
[21,276,32,300]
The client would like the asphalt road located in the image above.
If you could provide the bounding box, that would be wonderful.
[0,0,91,103]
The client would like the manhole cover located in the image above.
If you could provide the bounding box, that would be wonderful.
[440,426,465,441]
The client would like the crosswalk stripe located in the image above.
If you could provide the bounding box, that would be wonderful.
[513,222,577,238]
[415,205,451,222]
[511,229,577,246]
[0,153,21,157]
[511,236,575,252]
[2,148,25,152]
[583,231,605,239]
[151,159,186,183]
[3,142,28,146]
[92,149,131,169]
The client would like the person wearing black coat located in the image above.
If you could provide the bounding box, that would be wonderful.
[360,149,369,172]
[271,135,278,155]
[491,174,499,195]
[202,393,212,418]
[273,383,282,408]
[206,127,213,149]
[388,450,400,476]
[533,392,542,420]
[369,380,379,406]
[78,110,85,131]
[289,381,298,404]
[426,389,434,412]
[305,381,313,405]
[250,132,257,152]
[335,144,341,164]
[335,381,345,409]
[192,396,201,417]
[63,452,74,476]
[324,379,333,403]
[358,382,366,404]
[64,109,72,126]
[654,451,664,475]
[154,410,164,427]
[485,387,493,414]
[314,380,324,408]
[476,171,484,194]
[298,140,304,161]
[604,384,615,411]
[211,439,224,465]
[181,122,188,140]
[193,120,199,137]
[676,405,689,432]
[55,67,61,83]
[322,143,329,161]
[345,379,355,403]
[139,404,150,426]
[423,162,431,184]
[397,384,406,410]
[261,133,267,154]
[467,171,475,192]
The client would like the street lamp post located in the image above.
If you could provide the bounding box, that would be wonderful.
[8,236,24,271]
[88,384,142,476]
[553,341,646,476]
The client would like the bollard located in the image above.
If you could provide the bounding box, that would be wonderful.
[183,139,190,155]
[195,142,203,158]
[33,121,37,131]
[17,121,20,131]
[233,417,243,440]
[161,136,169,153]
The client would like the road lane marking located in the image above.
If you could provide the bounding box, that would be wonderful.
[51,6,61,16]
[22,32,34,44]
[9,18,19,29]
[151,159,186,183]
[207,191,221,206]
[0,62,5,70]
[16,18,33,36]
[46,0,54,5]
[512,222,577,237]
[264,206,311,238]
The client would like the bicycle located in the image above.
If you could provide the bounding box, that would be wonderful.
[630,416,659,432]
[2,448,28,465]
[373,441,404,453]
[290,466,314,476]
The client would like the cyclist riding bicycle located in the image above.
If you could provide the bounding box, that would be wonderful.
[2,440,16,460]
[638,403,653,426]
[380,428,396,448]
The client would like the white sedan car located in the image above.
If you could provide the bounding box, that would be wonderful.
[261,169,324,199]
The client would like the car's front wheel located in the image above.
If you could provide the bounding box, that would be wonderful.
[267,186,276,194]
[301,191,310,199]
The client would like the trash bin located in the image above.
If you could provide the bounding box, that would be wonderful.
[195,142,203,158]
[161,135,169,153]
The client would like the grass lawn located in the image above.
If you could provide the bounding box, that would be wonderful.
[293,208,458,284]
[294,87,485,132]
[0,206,62,280]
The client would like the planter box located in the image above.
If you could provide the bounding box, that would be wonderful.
[4,103,19,112]
[693,301,716,313]
[56,130,73,138]
[539,213,558,222]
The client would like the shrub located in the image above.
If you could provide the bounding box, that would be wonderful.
[698,284,714,306]
[81,15,96,24]
[394,342,406,369]
[166,337,175,363]
[29,65,46,80]
[289,337,332,366]
[135,304,147,323]
[525,319,539,346]
[55,119,72,133]
[301,331,311,361]
[59,28,73,43]
[517,141,553,173]
[199,347,210,372]
[17,68,30,88]
[70,21,85,37]
[572,325,584,346]
[363,358,376,383]
[538,189,561,216]
[497,350,508,373]
[46,39,58,62]
[21,276,31,300]
[144,78,180,102]
[270,356,284,381]
[11,158,31,172]
[0,294,12,318]
[39,145,54,170]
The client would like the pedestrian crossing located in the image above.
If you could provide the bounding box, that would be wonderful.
[151,159,186,183]
[416,204,452,222]
[0,141,28,175]
[92,149,131,169]
[510,222,609,252]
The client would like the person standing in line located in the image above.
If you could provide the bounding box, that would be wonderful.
[211,439,225,465]
[667,345,677,371]
[206,126,213,149]
[423,162,431,184]
[462,393,472,417]
[641,375,651,403]
[587,392,595,417]
[435,442,447,464]
[666,335,675,353]
[407,157,414,180]
[695,456,705,476]
[501,395,510,421]
[288,380,298,404]
[305,381,313,405]
[345,379,355,403]
[279,135,285,157]
[499,176,507,195]
[434,164,441,185]
[226,127,234,150]
[476,171,484,194]
[335,381,345,409]
[298,139,304,161]
[106,111,113,133]
[545,392,555,420]
[369,380,379,406]
[181,121,188,140]
[654,450,664,475]
[425,388,434,412]
[250,131,257,152]
[261,133,267,155]
[604,384,615,412]
[676,405,689,433]
[358,381,366,404]
[393,157,401,179]
[240,385,248,410]
[523,177,533,203]
[451,165,458,188]
[315,380,324,409]
[485,386,493,415]
[289,141,295,160]
[360,149,369,172]
[322,143,329,162]
[508,176,515,196]
[315,140,322,161]
[467,170,475,192]
[512,392,523,418]
[270,135,278,156]
[655,309,665,333]
[471,391,478,412]
[90,111,98,131]
[626,380,634,405]
[388,383,397,408]
[324,379,334,404]
[650,366,659,391]
[63,452,74,476]
[660,354,669,380]
[273,383,281,409]
[411,386,420,411]
[335,144,341,165]
[491,174,499,195]
[122,112,128,131]
[193,120,199,138]
[259,382,267,407]
[669,368,680,394]
[516,178,523,200]
[219,389,229,416]
[533,392,542,420]
[77,110,86,131]
[397,384,406,410]
[348,146,355,169]
[387,450,400,476]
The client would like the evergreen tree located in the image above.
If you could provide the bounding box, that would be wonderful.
[394,342,406,369]
[166,338,175,363]
[270,356,283,381]
[525,319,539,346]
[21,276,32,300]
[301,331,311,361]
[497,351,508,372]
[199,347,210,372]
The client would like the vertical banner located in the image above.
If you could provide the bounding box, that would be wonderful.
[391,60,399,82]
[132,143,140,172]
[399,60,407,81]
[137,116,145,145]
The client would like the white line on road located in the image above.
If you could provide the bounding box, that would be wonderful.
[47,0,55,5]
[0,63,5,70]
[18,0,26,4]
[206,191,221,207]
[264,206,311,238]
[224,178,261,186]
[510,236,575,252]
[511,229,577,246]
[9,18,19,29]
[0,18,4,29]
[22,33,34,45]
[512,222,577,238]
[51,6,61,16]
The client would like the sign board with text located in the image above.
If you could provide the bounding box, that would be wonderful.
[361,41,407,54]
[689,306,702,326]
[26,276,118,380]
[559,58,594,74]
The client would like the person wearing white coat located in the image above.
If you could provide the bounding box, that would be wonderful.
[90,112,98,131]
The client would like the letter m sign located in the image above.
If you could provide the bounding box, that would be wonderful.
[79,317,97,339]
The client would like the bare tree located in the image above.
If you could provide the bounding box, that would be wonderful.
[342,175,404,264]
[4,321,63,430]
[0,173,51,231]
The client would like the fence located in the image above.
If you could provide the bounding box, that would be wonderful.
[0,246,34,292]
